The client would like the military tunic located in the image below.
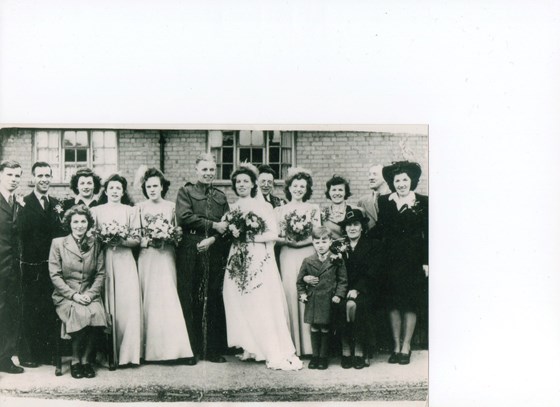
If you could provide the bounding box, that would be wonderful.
[175,181,230,359]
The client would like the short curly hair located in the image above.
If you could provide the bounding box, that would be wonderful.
[62,204,95,233]
[231,167,258,198]
[69,168,102,195]
[141,168,171,199]
[284,171,313,202]
[324,175,352,200]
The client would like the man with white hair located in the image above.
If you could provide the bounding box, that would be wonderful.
[357,164,390,232]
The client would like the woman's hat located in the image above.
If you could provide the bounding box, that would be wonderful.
[382,161,422,186]
[341,208,369,228]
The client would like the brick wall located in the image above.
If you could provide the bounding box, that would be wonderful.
[0,129,428,205]
[295,132,429,207]
[0,128,34,191]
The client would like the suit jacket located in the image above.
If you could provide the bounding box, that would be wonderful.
[18,193,65,264]
[357,191,386,231]
[48,235,105,306]
[0,193,20,280]
[296,253,348,324]
[264,193,286,209]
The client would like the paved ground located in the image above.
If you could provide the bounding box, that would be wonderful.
[0,351,428,403]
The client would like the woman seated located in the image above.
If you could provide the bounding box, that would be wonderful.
[338,208,384,369]
[49,204,107,379]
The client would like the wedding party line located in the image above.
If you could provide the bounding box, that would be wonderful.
[0,154,428,379]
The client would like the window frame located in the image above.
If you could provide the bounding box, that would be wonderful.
[32,129,119,185]
[207,130,296,184]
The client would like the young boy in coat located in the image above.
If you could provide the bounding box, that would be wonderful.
[297,226,347,370]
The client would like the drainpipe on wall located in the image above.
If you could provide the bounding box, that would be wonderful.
[158,131,166,172]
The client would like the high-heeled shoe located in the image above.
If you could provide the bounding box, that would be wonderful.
[353,356,366,369]
[388,352,400,364]
[398,351,411,365]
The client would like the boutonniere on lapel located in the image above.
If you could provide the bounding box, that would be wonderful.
[407,199,424,215]
[14,194,25,208]
[53,203,64,221]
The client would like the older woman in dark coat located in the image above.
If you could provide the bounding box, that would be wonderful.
[49,204,107,379]
[373,161,428,365]
[339,208,384,369]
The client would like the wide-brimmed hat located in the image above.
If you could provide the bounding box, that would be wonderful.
[382,161,422,188]
[340,208,369,229]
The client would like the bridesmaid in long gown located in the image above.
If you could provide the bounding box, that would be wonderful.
[137,168,194,364]
[222,166,302,370]
[275,169,321,356]
[91,174,142,367]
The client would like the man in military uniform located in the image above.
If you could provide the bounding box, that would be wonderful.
[257,164,286,208]
[176,154,230,363]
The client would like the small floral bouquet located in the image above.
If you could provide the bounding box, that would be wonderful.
[224,209,267,294]
[142,213,183,248]
[281,210,315,242]
[329,238,350,264]
[92,220,137,249]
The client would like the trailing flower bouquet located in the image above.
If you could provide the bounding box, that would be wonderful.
[221,209,266,242]
[280,210,315,242]
[142,213,183,248]
[92,220,138,249]
[223,210,267,294]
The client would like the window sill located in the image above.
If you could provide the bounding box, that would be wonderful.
[27,182,70,187]
[212,180,285,186]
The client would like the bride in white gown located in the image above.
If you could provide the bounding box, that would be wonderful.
[222,165,302,371]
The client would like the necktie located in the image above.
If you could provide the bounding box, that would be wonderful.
[8,194,14,208]
[41,196,48,211]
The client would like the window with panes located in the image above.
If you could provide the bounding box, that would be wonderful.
[208,130,295,180]
[34,130,118,182]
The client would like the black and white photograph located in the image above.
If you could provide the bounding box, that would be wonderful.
[0,127,429,403]
[1,1,560,406]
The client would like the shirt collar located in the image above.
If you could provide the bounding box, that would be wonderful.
[388,191,417,211]
[34,190,48,202]
[0,189,12,204]
[74,196,96,206]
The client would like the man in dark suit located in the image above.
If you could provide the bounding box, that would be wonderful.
[357,164,390,233]
[17,162,65,367]
[0,160,24,374]
[257,165,286,208]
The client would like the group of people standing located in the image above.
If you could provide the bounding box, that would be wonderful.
[0,153,428,378]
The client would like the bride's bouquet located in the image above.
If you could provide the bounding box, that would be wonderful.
[223,209,267,294]
[280,210,315,242]
[142,213,183,248]
[222,209,266,242]
[92,220,138,249]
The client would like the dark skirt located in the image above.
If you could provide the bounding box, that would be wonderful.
[333,294,376,349]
